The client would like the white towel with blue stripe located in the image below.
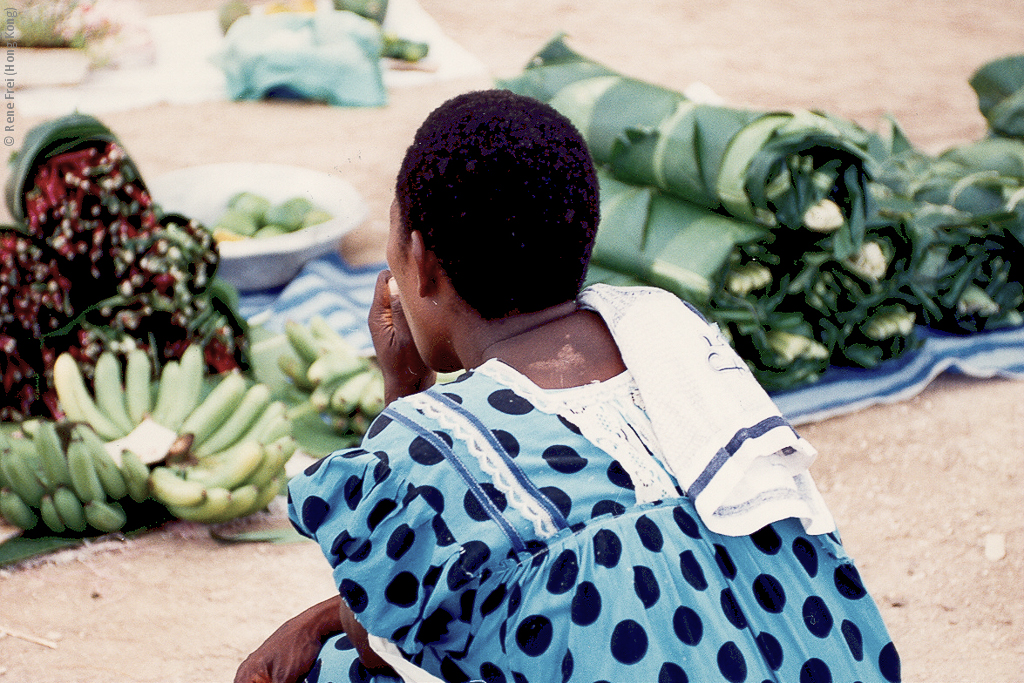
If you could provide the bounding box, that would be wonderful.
[579,284,836,537]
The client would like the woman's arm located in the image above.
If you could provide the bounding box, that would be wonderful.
[234,596,343,683]
[234,596,398,683]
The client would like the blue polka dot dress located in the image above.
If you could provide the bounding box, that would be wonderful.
[288,360,901,683]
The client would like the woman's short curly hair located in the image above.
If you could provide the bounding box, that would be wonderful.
[394,89,600,320]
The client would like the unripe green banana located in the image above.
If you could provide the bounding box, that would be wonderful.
[75,425,128,501]
[1,448,46,508]
[52,353,125,440]
[34,420,72,490]
[1,487,38,529]
[93,351,135,435]
[307,352,367,387]
[84,499,127,533]
[310,372,348,413]
[206,483,260,524]
[331,371,375,416]
[186,441,264,491]
[39,494,66,533]
[277,354,314,391]
[180,371,248,446]
[15,419,40,438]
[250,475,286,515]
[149,466,207,508]
[162,344,206,431]
[309,315,357,353]
[67,439,106,503]
[150,360,181,429]
[53,486,88,532]
[249,401,290,444]
[125,348,154,424]
[285,320,324,365]
[119,449,151,503]
[195,383,272,457]
[357,371,385,418]
[245,436,296,490]
[166,486,231,523]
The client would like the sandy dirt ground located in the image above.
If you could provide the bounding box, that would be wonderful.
[1,1,1023,682]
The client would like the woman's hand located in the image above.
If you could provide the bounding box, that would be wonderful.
[234,597,343,683]
[368,269,435,404]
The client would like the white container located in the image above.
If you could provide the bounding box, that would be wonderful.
[148,162,368,291]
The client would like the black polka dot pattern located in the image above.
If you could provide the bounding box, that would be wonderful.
[287,373,901,683]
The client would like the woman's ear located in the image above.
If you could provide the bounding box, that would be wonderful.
[410,230,442,298]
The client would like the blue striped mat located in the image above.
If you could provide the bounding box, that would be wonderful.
[239,253,1024,425]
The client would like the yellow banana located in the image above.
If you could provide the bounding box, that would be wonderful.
[0,487,38,530]
[34,420,72,490]
[118,449,151,503]
[53,486,88,532]
[180,371,248,446]
[39,494,66,533]
[1,448,46,508]
[124,348,154,424]
[66,439,106,503]
[52,353,124,440]
[149,466,207,508]
[84,499,127,533]
[74,425,128,501]
[93,351,135,435]
[166,486,231,523]
[195,383,272,457]
[186,440,264,491]
[162,344,206,431]
[150,360,181,429]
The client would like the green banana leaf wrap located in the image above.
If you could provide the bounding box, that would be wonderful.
[498,35,874,261]
[969,53,1024,140]
[502,36,915,390]
[869,131,1024,334]
[585,170,916,391]
[1,114,249,421]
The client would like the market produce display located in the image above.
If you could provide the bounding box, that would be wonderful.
[0,113,249,422]
[276,316,385,449]
[210,192,333,242]
[501,38,1024,390]
[0,344,295,535]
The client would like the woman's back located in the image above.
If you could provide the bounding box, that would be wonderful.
[289,361,900,683]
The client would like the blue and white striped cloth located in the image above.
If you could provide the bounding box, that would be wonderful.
[239,253,1024,425]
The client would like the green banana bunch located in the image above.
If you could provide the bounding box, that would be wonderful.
[43,345,298,527]
[147,435,294,524]
[0,420,142,534]
[278,317,386,446]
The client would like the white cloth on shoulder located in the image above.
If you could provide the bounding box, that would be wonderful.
[579,284,836,537]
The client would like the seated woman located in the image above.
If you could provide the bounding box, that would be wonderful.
[235,89,901,683]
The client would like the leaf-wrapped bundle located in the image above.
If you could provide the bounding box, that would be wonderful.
[969,54,1024,140]
[503,37,913,390]
[499,35,874,261]
[872,141,1024,333]
[586,170,917,391]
